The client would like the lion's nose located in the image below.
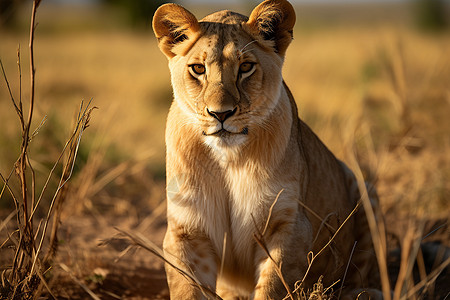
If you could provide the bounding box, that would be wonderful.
[207,107,237,123]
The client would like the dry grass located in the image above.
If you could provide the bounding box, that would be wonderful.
[0,1,95,298]
[0,1,449,299]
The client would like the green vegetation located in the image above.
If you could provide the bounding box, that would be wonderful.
[413,0,448,31]
[101,0,172,27]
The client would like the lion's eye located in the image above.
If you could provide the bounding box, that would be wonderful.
[239,62,255,74]
[190,64,206,76]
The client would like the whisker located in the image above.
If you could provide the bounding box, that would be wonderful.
[238,40,258,58]
[239,48,255,58]
[241,40,258,52]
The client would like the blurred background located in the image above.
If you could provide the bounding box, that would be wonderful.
[0,0,449,298]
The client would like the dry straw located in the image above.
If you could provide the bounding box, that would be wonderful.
[0,0,95,298]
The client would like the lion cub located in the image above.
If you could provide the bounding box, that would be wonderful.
[153,0,381,299]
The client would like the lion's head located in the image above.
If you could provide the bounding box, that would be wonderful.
[153,0,295,152]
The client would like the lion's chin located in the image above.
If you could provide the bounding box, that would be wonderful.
[202,129,249,160]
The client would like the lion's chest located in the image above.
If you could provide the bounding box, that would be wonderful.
[207,165,274,274]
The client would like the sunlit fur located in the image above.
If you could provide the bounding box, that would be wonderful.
[153,0,381,299]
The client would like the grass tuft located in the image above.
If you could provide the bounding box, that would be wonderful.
[0,1,95,298]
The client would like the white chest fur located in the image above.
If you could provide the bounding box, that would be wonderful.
[224,164,270,267]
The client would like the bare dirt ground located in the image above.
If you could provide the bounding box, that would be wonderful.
[46,201,171,300]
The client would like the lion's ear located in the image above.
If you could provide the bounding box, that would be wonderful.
[246,0,296,56]
[152,4,200,58]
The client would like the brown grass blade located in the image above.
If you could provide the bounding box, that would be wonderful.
[59,263,101,300]
[113,227,222,300]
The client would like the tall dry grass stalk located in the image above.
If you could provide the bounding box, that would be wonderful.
[0,0,95,298]
[342,119,391,299]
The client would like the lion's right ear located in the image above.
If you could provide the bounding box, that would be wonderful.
[152,4,200,58]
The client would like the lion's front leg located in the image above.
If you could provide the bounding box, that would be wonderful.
[253,212,312,300]
[163,223,218,300]
[253,246,287,299]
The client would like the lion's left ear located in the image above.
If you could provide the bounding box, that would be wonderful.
[246,0,296,56]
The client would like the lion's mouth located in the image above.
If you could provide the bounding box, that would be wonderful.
[202,127,248,137]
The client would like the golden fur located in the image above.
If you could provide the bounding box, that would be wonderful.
[153,0,381,299]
